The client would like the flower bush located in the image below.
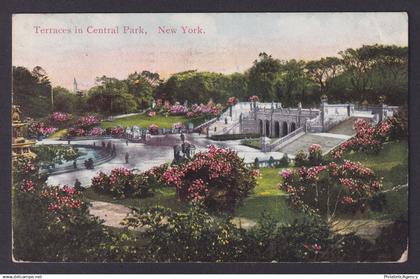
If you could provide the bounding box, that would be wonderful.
[149,123,159,135]
[50,112,72,123]
[91,164,168,199]
[12,157,137,262]
[88,127,105,136]
[28,122,57,138]
[161,145,258,212]
[75,115,100,129]
[110,126,125,137]
[333,115,407,157]
[279,160,381,219]
[294,144,325,167]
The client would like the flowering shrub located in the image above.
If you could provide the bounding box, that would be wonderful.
[161,145,258,212]
[279,160,381,219]
[91,165,168,199]
[333,115,407,157]
[110,126,125,137]
[227,97,238,106]
[294,144,324,167]
[12,156,137,262]
[28,122,57,138]
[50,112,72,123]
[147,110,157,117]
[149,124,159,135]
[169,102,189,115]
[249,95,259,102]
[75,115,100,129]
[88,127,105,136]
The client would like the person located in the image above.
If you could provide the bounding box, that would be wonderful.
[74,179,83,192]
[180,132,185,143]
[125,152,129,164]
[101,141,106,148]
[67,138,71,145]
[84,160,88,169]
[225,117,228,124]
[88,158,94,169]
[126,139,129,146]
[112,144,116,156]
[73,160,77,169]
[93,142,96,147]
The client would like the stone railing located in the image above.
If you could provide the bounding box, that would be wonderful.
[244,159,285,169]
[305,115,322,132]
[220,121,241,135]
[269,126,304,151]
[193,117,218,131]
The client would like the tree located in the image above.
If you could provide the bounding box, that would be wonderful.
[306,57,343,95]
[247,52,282,101]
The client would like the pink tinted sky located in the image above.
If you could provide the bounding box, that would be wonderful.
[12,13,408,90]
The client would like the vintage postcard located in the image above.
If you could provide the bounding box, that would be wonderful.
[11,13,408,262]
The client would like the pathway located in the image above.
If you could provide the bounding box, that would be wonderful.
[277,133,348,155]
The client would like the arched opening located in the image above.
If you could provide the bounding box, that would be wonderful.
[259,120,263,135]
[290,122,296,132]
[265,120,270,137]
[282,122,288,137]
[274,121,280,138]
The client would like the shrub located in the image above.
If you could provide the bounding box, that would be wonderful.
[28,122,57,138]
[91,164,168,199]
[123,205,245,262]
[162,146,258,212]
[279,160,382,220]
[12,157,137,262]
[278,153,290,167]
[294,150,307,167]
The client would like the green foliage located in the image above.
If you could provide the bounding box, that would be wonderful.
[124,205,246,262]
[32,145,80,167]
[278,153,290,167]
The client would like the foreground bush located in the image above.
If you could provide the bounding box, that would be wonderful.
[162,146,258,212]
[123,204,407,262]
[91,164,168,199]
[12,157,137,261]
[279,160,382,220]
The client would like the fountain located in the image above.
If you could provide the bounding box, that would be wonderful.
[12,105,36,160]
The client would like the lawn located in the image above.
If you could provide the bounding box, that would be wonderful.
[84,167,299,224]
[100,114,206,129]
[235,167,299,224]
[342,140,408,220]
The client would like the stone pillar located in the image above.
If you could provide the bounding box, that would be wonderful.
[320,95,328,132]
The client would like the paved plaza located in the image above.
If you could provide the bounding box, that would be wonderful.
[42,133,291,187]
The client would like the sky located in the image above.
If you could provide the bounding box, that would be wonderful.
[12,13,408,90]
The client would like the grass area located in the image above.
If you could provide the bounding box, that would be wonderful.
[100,114,201,129]
[343,140,408,220]
[84,167,299,224]
[48,128,68,139]
[235,168,299,224]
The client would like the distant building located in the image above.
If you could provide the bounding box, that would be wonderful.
[73,77,87,96]
[73,77,78,94]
